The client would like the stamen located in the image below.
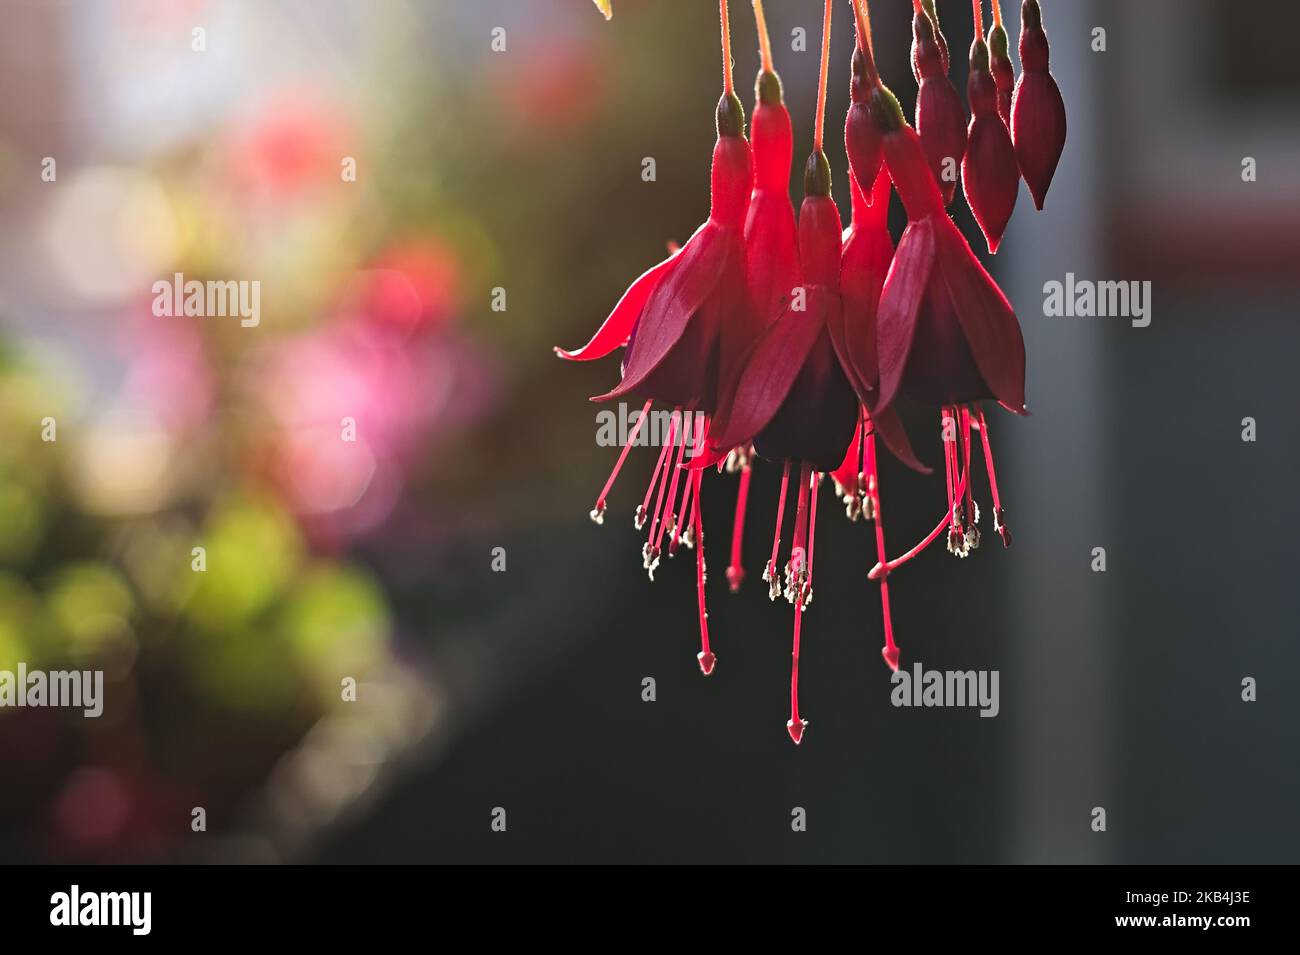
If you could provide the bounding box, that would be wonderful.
[669,457,695,556]
[867,465,969,580]
[592,398,653,523]
[944,407,965,555]
[642,410,681,577]
[785,462,813,605]
[764,461,792,599]
[651,413,691,559]
[977,407,1012,546]
[961,407,980,551]
[636,410,676,530]
[803,470,819,608]
[867,434,901,672]
[726,459,753,591]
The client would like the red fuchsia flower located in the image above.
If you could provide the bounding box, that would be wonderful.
[962,1,1020,254]
[988,0,1017,128]
[910,0,967,207]
[1011,0,1067,209]
[721,0,800,595]
[704,1,921,743]
[839,36,1026,668]
[556,0,755,677]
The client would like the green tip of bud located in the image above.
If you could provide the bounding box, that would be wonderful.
[987,23,1010,60]
[756,70,783,107]
[804,150,832,198]
[1022,0,1043,30]
[869,85,906,133]
[921,0,939,24]
[969,38,990,73]
[717,91,746,138]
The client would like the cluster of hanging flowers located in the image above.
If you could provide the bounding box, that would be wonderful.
[560,0,1067,744]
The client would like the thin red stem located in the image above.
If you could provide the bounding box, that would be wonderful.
[853,0,881,87]
[991,0,1004,28]
[972,0,984,37]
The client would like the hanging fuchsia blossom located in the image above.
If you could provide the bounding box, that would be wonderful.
[962,1,1019,253]
[722,0,800,594]
[560,0,1070,742]
[557,0,757,676]
[1012,0,1067,209]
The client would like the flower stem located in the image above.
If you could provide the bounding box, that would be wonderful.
[972,0,984,35]
[752,0,774,74]
[720,0,735,95]
[814,0,833,151]
[991,0,1004,28]
[851,0,881,87]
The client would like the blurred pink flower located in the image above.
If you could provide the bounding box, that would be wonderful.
[226,91,350,199]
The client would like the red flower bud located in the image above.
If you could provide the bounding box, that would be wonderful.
[912,11,967,207]
[1011,0,1067,209]
[986,20,1016,128]
[845,48,884,201]
[962,40,1019,253]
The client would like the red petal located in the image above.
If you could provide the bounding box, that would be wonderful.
[707,287,829,454]
[933,217,1027,414]
[555,249,676,361]
[873,218,936,414]
[594,222,728,402]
